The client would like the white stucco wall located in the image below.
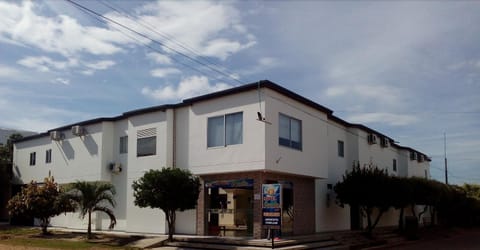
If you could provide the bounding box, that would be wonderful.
[177,90,266,175]
[264,89,329,179]
[12,84,431,235]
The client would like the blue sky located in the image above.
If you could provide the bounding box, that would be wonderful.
[0,1,479,184]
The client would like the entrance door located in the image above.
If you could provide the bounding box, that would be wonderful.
[205,179,254,237]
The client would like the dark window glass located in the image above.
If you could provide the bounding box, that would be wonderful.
[279,114,302,150]
[208,112,243,147]
[120,136,128,154]
[29,152,36,166]
[137,136,156,157]
[45,149,52,163]
[338,141,344,157]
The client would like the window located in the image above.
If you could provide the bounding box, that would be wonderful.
[29,152,36,166]
[207,112,243,147]
[120,136,128,154]
[137,128,156,157]
[279,113,302,150]
[337,140,344,157]
[393,159,397,172]
[45,149,52,164]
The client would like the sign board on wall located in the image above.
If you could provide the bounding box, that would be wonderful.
[262,184,282,227]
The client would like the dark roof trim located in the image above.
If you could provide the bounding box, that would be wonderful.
[328,114,429,156]
[183,80,333,115]
[14,80,428,157]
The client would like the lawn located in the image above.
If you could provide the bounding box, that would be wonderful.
[0,226,143,250]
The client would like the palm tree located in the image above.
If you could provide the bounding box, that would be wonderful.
[64,181,116,239]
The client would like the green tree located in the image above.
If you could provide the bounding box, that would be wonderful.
[0,133,23,219]
[462,183,480,200]
[132,168,200,241]
[7,176,73,235]
[334,162,393,235]
[63,181,116,239]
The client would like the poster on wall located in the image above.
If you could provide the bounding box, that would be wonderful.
[262,184,282,227]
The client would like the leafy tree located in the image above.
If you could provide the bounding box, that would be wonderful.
[63,181,116,239]
[334,162,393,235]
[0,133,23,219]
[132,168,200,241]
[462,183,480,200]
[7,176,73,235]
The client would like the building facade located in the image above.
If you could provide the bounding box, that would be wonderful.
[13,81,430,238]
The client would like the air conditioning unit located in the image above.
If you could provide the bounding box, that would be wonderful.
[50,131,64,141]
[410,151,417,161]
[71,125,85,136]
[367,134,377,144]
[108,163,122,174]
[380,137,389,148]
[418,154,424,162]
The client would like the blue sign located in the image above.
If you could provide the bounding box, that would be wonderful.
[262,184,281,208]
[262,207,281,226]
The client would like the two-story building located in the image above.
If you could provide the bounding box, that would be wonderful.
[12,80,430,238]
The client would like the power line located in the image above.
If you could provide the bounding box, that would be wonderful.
[65,0,245,86]
[67,0,228,83]
[98,0,244,84]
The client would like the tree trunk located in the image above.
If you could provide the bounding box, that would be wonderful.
[41,218,48,235]
[418,205,428,221]
[398,207,404,231]
[410,204,417,217]
[430,207,436,227]
[166,209,176,241]
[365,207,373,236]
[371,208,385,230]
[87,210,92,239]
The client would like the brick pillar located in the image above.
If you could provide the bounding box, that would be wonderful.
[253,172,265,239]
[196,179,205,235]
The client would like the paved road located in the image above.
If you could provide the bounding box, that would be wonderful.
[385,228,480,250]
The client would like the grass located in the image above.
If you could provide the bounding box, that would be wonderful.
[1,237,116,249]
[0,226,40,235]
[0,226,142,249]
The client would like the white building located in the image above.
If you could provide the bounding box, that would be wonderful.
[12,80,430,238]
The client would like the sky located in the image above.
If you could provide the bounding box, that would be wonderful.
[0,0,479,184]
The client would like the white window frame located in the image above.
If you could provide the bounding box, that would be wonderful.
[137,128,156,157]
[337,140,344,157]
[279,113,302,150]
[29,152,36,166]
[45,149,52,164]
[207,112,243,148]
[120,136,128,154]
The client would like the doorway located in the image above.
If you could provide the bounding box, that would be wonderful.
[205,179,254,237]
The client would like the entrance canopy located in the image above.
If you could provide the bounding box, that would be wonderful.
[205,179,253,189]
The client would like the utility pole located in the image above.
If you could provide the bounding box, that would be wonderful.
[444,133,448,185]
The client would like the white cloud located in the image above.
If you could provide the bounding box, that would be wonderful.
[347,112,418,126]
[53,78,70,85]
[142,75,231,101]
[146,52,172,65]
[84,60,116,70]
[106,1,255,60]
[17,56,77,72]
[202,39,256,60]
[0,1,130,56]
[325,84,401,107]
[259,57,280,68]
[0,65,20,78]
[150,68,181,78]
[448,59,480,71]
